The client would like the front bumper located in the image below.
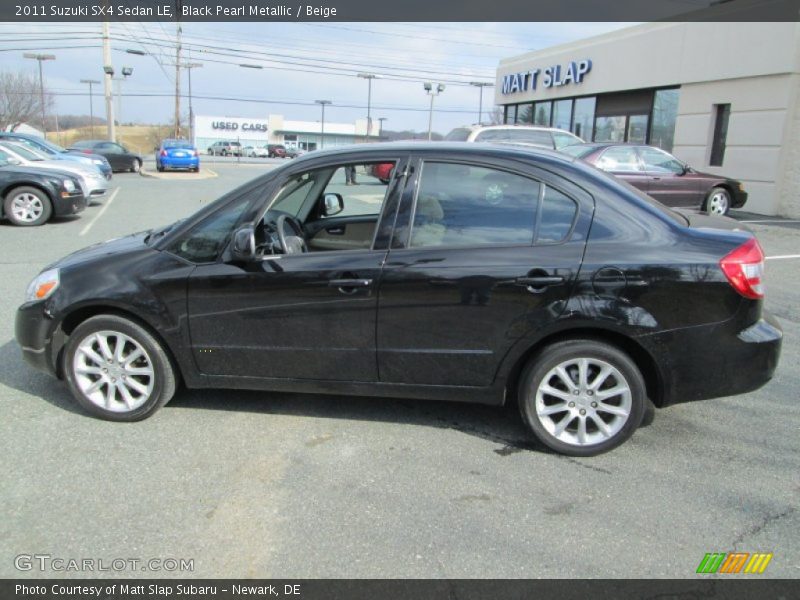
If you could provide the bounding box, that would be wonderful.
[53,191,87,216]
[16,300,62,377]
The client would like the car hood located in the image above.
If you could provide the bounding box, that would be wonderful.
[47,231,152,271]
[1,164,74,181]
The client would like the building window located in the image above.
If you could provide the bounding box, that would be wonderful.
[534,101,552,126]
[594,116,627,142]
[650,88,680,152]
[572,97,595,141]
[627,115,649,143]
[710,103,730,167]
[552,99,573,131]
[517,103,534,124]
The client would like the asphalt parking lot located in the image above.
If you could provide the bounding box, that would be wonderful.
[0,163,798,579]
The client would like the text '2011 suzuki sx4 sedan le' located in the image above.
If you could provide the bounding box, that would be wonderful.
[16,143,782,456]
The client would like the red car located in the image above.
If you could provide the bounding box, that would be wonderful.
[368,162,394,184]
[562,143,747,216]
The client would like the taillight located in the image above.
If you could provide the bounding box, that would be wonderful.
[160,150,167,157]
[720,237,765,299]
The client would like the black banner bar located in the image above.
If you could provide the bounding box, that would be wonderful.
[2,0,800,22]
[3,579,800,600]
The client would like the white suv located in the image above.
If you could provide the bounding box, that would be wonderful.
[445,125,583,150]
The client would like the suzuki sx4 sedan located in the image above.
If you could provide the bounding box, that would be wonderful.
[16,143,782,456]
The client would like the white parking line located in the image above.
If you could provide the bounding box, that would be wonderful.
[766,255,800,260]
[79,187,120,237]
[741,219,800,224]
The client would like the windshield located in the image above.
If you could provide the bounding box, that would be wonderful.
[560,144,604,158]
[444,128,472,141]
[4,143,44,161]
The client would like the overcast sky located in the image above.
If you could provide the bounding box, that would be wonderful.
[0,22,633,135]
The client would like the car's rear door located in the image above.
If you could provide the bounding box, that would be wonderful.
[638,146,698,207]
[593,145,650,194]
[376,153,593,387]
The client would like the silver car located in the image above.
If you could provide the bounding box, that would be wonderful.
[0,142,108,199]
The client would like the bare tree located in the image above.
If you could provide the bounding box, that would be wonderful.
[487,107,505,125]
[0,71,54,132]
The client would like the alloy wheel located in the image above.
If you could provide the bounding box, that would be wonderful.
[535,357,632,447]
[72,330,155,413]
[707,190,729,215]
[10,192,44,223]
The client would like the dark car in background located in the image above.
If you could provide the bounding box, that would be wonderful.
[267,144,287,158]
[1,156,85,226]
[69,140,143,173]
[156,139,199,172]
[15,143,780,456]
[0,132,112,180]
[562,143,747,215]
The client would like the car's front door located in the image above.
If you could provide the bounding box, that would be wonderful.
[376,156,592,387]
[183,158,407,382]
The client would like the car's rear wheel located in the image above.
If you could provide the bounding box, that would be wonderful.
[518,339,645,456]
[706,187,730,216]
[4,186,52,226]
[63,315,177,421]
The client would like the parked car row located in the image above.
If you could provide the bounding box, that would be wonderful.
[211,141,305,159]
[445,124,747,215]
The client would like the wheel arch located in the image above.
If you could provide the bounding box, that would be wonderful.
[1,182,56,217]
[55,304,183,386]
[503,327,665,408]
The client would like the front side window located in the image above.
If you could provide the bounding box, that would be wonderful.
[168,196,252,263]
[639,147,684,174]
[409,162,541,248]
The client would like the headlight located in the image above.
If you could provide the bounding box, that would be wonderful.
[63,179,76,192]
[738,182,745,192]
[25,268,60,303]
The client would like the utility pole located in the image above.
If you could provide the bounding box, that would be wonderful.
[174,24,182,138]
[378,117,387,139]
[315,100,331,149]
[183,61,202,143]
[80,79,100,137]
[469,82,493,125]
[102,20,116,142]
[23,53,55,139]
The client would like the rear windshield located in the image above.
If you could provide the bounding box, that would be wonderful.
[444,128,472,141]
[560,144,603,158]
[475,128,553,147]
[164,140,192,149]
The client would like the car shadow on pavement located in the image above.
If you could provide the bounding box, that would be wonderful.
[0,215,82,228]
[0,340,86,416]
[167,385,545,455]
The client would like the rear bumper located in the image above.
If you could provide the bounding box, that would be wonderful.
[160,157,199,169]
[646,310,782,406]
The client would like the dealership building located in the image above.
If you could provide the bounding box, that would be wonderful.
[193,114,378,154]
[495,21,800,217]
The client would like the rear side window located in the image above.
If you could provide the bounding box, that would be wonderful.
[409,162,541,248]
[505,129,553,147]
[537,186,578,243]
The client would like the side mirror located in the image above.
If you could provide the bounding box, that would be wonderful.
[323,192,344,217]
[231,225,256,261]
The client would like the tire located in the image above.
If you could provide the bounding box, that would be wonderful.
[4,186,53,226]
[706,187,730,216]
[63,314,177,422]
[130,158,141,173]
[221,150,228,157]
[518,339,646,456]
[156,163,164,173]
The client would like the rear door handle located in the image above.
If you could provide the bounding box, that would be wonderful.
[516,276,564,287]
[329,278,373,294]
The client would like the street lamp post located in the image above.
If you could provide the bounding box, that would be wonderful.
[378,117,387,139]
[114,67,133,143]
[469,81,493,125]
[423,82,445,141]
[23,53,55,139]
[315,100,331,149]
[80,79,100,138]
[357,73,380,142]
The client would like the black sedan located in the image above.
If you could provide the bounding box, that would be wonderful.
[15,143,781,456]
[1,156,86,226]
[69,140,143,173]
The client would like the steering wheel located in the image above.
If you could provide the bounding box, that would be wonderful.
[276,214,308,254]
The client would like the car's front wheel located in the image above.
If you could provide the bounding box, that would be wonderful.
[64,315,177,421]
[518,339,645,456]
[4,186,53,226]
[130,158,141,173]
[706,187,730,216]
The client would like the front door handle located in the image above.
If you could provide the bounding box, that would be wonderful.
[328,278,373,295]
